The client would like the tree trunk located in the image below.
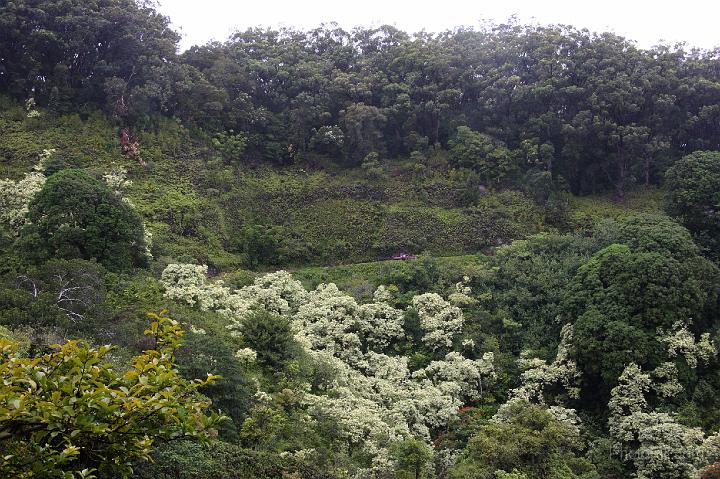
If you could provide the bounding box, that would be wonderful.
[615,168,626,202]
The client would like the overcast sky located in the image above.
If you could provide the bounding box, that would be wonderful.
[156,0,720,52]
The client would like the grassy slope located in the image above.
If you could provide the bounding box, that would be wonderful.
[0,98,667,275]
[569,187,666,223]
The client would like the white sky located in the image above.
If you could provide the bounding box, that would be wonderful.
[156,0,720,52]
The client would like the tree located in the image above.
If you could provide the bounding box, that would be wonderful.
[449,400,597,479]
[239,310,296,369]
[160,265,498,472]
[563,238,717,400]
[412,293,464,351]
[237,224,281,269]
[0,0,180,112]
[0,169,46,235]
[393,438,433,479]
[0,259,106,334]
[448,127,518,185]
[18,169,147,271]
[340,102,387,163]
[665,151,720,258]
[594,214,703,262]
[608,363,720,479]
[0,310,225,478]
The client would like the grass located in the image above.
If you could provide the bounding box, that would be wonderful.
[569,187,666,221]
[0,97,669,272]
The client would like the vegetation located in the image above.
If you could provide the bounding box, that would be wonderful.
[666,151,720,259]
[18,169,148,271]
[0,311,224,478]
[1,1,720,478]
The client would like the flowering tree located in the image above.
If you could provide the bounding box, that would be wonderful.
[412,293,464,350]
[160,264,496,475]
[658,321,717,369]
[0,162,46,234]
[510,324,581,403]
[608,362,720,479]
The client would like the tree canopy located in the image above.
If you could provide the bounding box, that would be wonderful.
[665,151,720,258]
[18,169,147,271]
[2,1,720,196]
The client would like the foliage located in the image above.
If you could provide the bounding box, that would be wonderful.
[3,2,720,195]
[607,363,720,479]
[665,151,720,258]
[1,5,720,477]
[0,168,46,235]
[449,126,518,185]
[161,264,498,474]
[236,224,283,269]
[0,310,225,478]
[133,439,331,479]
[212,131,248,162]
[393,438,434,479]
[564,239,716,397]
[510,324,581,404]
[237,310,297,369]
[449,400,598,479]
[18,169,147,271]
[0,259,106,334]
[412,293,464,350]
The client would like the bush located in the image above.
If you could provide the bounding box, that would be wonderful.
[240,310,297,369]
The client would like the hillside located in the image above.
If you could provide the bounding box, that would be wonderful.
[0,98,667,270]
[0,100,541,269]
[1,2,720,479]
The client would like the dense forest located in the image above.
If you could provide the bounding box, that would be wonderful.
[1,1,720,478]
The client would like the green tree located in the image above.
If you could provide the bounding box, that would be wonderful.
[449,126,518,185]
[0,310,225,478]
[237,224,282,269]
[665,151,720,258]
[18,169,147,271]
[393,438,433,479]
[449,401,597,479]
[340,102,387,163]
[563,239,717,399]
[212,130,248,162]
[240,310,296,370]
[0,0,179,110]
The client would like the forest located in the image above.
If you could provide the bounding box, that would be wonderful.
[1,0,720,478]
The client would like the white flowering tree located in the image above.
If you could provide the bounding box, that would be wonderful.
[510,324,581,403]
[412,293,464,350]
[160,264,497,475]
[103,165,132,196]
[608,362,720,479]
[357,302,405,350]
[0,157,48,233]
[417,351,495,401]
[658,321,717,369]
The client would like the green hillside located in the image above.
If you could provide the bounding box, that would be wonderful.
[1,101,555,270]
[1,2,720,479]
